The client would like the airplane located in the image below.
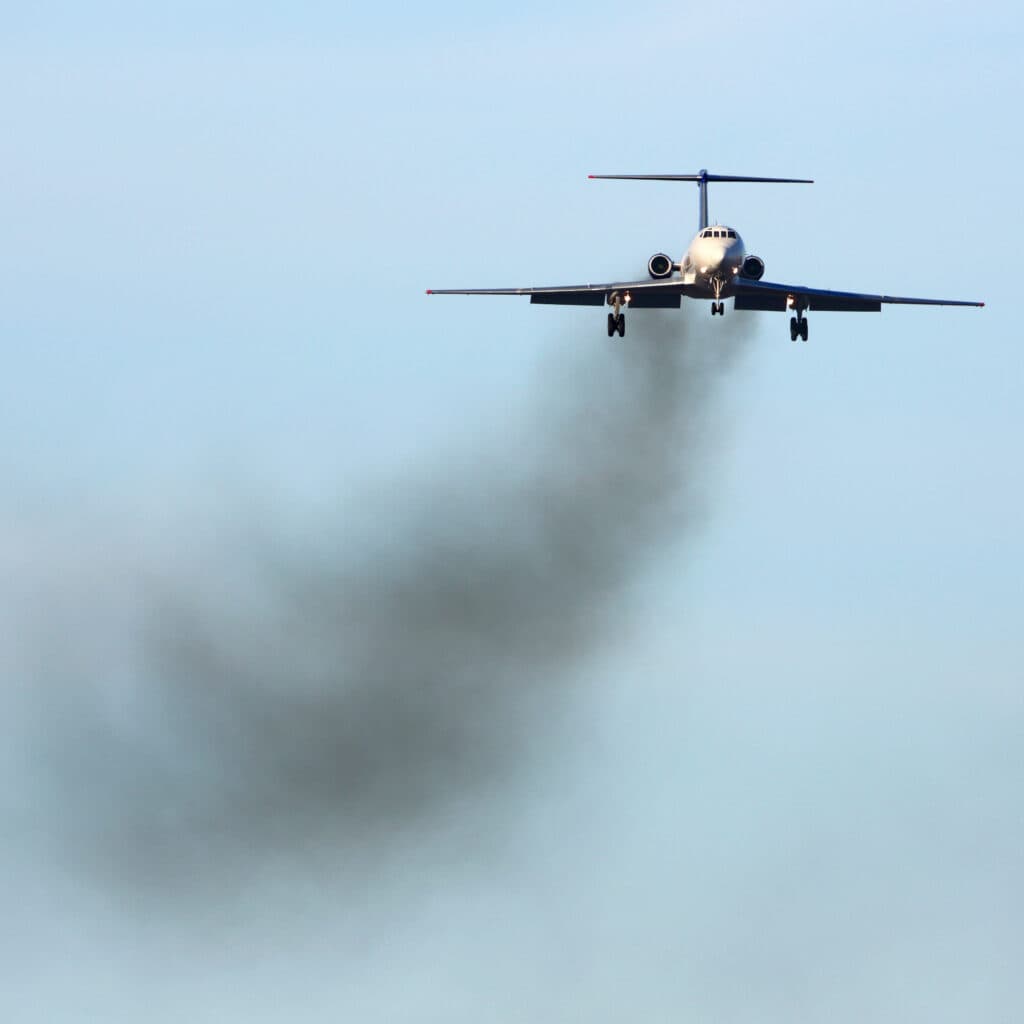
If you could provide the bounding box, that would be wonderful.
[426,170,983,341]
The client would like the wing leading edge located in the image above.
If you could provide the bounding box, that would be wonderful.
[733,278,985,312]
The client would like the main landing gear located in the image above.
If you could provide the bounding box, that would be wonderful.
[711,301,725,316]
[606,291,627,337]
[788,294,809,341]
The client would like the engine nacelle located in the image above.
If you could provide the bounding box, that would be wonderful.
[648,252,675,279]
[741,254,765,280]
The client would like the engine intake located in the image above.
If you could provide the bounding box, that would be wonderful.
[647,253,675,279]
[741,254,765,280]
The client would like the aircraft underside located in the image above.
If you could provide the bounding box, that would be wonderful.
[604,291,810,341]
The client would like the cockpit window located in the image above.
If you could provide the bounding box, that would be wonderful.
[727,230,736,238]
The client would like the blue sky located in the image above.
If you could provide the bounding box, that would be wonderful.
[1,3,1021,1021]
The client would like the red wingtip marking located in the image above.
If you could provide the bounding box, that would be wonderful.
[588,175,595,179]
[426,289,433,294]
[980,302,985,307]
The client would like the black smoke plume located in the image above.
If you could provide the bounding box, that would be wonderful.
[17,313,750,898]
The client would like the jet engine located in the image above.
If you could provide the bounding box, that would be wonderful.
[647,253,675,279]
[741,254,765,280]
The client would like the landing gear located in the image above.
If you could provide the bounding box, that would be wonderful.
[788,296,809,342]
[607,312,625,337]
[606,291,627,337]
[710,276,727,317]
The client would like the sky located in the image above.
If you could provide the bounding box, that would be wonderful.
[1,2,1021,1021]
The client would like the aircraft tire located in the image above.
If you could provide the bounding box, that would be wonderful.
[616,314,626,338]
[607,314,616,337]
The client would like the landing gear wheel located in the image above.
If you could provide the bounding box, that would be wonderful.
[800,320,809,341]
[607,313,616,338]
[790,317,799,342]
[616,313,626,337]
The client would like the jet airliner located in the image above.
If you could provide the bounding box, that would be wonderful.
[427,171,983,340]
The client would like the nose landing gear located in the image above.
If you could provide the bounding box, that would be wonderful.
[710,276,726,316]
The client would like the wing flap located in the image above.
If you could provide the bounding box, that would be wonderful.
[622,291,682,309]
[809,294,882,312]
[530,291,605,306]
[733,292,788,312]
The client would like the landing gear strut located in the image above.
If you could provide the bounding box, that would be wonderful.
[710,277,726,317]
[788,297,809,341]
[606,292,627,337]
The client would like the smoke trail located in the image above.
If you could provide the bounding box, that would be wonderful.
[15,312,751,897]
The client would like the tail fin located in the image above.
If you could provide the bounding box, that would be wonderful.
[588,169,813,230]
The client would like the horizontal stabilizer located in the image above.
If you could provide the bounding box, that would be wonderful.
[588,173,813,184]
[589,169,812,230]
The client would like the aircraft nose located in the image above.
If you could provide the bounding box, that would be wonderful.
[724,239,744,264]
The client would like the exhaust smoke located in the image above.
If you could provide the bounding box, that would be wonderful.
[9,313,752,903]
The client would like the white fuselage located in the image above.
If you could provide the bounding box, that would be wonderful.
[679,225,746,298]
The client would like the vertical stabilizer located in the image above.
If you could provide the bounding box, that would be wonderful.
[697,169,710,230]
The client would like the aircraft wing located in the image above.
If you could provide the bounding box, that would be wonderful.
[427,278,692,309]
[733,278,985,312]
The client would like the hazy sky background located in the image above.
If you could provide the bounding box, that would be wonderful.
[1,2,1021,1021]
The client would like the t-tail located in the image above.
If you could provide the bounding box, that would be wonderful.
[588,169,814,231]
